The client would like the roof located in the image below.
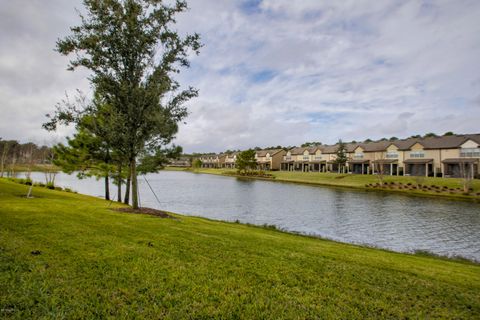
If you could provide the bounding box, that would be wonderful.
[317,134,480,154]
[289,147,308,155]
[403,158,434,164]
[358,141,391,152]
[386,138,418,150]
[348,159,370,164]
[307,146,322,153]
[372,159,398,164]
[418,135,473,149]
[319,145,338,154]
[256,149,284,157]
[442,158,479,164]
[320,142,359,154]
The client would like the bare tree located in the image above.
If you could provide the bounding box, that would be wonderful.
[0,140,10,178]
[42,141,58,186]
[375,162,385,187]
[459,160,474,193]
[414,175,425,190]
[23,143,35,180]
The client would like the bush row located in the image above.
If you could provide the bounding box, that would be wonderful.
[365,181,479,196]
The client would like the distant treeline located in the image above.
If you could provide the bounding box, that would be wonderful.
[0,139,54,177]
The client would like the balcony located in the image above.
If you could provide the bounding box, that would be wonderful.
[460,148,480,158]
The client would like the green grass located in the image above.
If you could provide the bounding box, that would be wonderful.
[180,168,480,201]
[0,179,479,318]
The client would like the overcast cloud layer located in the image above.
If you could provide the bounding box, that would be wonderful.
[1,0,479,152]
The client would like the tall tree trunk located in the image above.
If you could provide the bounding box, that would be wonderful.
[131,158,139,209]
[0,143,9,178]
[105,175,110,200]
[117,164,122,203]
[124,164,131,205]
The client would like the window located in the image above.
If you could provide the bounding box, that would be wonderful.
[386,152,398,159]
[460,148,480,157]
[353,153,364,159]
[410,151,425,158]
[303,155,309,161]
[285,156,292,161]
[315,155,322,160]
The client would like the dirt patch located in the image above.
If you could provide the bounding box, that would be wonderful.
[112,207,177,219]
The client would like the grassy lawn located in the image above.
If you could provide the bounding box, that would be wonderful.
[1,179,479,318]
[181,168,480,200]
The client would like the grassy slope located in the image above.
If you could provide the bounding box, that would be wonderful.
[0,179,479,319]
[183,168,480,200]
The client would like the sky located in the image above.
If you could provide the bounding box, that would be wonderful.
[1,0,479,153]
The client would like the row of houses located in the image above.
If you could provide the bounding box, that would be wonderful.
[197,134,480,178]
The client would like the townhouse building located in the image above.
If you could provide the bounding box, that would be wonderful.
[279,134,480,178]
[199,154,226,168]
[224,153,238,169]
[195,134,480,178]
[255,149,286,171]
[281,146,327,172]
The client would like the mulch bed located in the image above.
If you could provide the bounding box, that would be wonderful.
[112,207,177,219]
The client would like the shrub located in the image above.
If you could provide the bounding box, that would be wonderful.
[46,182,55,190]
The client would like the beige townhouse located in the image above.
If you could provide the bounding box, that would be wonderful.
[199,134,480,178]
[281,146,327,172]
[255,149,286,171]
[200,154,226,168]
[224,152,238,169]
[277,134,480,178]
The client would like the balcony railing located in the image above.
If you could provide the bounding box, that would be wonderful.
[385,153,398,159]
[410,152,425,158]
[460,148,480,158]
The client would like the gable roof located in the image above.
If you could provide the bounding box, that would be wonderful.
[386,139,418,150]
[418,135,479,149]
[256,149,284,157]
[289,147,308,155]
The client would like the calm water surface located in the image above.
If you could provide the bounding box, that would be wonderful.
[27,171,480,261]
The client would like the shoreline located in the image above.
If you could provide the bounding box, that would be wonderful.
[3,176,478,263]
[167,167,480,202]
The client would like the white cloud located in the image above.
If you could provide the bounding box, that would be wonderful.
[1,0,480,152]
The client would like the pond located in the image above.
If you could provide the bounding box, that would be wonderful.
[26,170,480,261]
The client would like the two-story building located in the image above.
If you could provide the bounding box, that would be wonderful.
[281,146,326,172]
[255,149,286,171]
[224,153,238,169]
[199,154,226,168]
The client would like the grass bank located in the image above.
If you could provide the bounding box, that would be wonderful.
[0,179,479,318]
[178,168,480,201]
